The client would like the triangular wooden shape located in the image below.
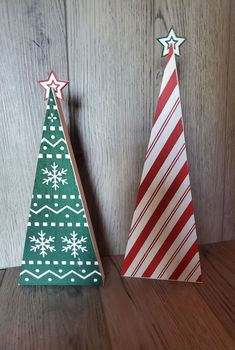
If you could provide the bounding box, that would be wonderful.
[19,89,104,285]
[121,46,202,283]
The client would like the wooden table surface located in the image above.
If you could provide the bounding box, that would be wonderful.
[0,241,234,350]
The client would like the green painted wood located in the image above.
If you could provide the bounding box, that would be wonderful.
[19,89,104,285]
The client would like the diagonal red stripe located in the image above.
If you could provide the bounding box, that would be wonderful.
[131,185,191,276]
[135,119,183,208]
[158,224,195,278]
[130,143,186,236]
[121,162,188,276]
[197,275,202,283]
[185,261,200,281]
[153,69,177,124]
[143,201,194,277]
[169,240,199,280]
[146,98,180,160]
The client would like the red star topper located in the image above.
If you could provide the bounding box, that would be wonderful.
[38,69,69,100]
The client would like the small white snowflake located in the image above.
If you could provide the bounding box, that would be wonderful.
[48,113,57,122]
[61,231,87,258]
[29,230,55,257]
[42,162,68,190]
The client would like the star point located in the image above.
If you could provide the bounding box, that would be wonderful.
[38,69,69,100]
[157,27,186,57]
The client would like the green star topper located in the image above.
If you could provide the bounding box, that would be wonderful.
[157,27,186,57]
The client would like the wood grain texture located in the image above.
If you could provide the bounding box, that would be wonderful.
[223,0,235,240]
[0,0,69,268]
[0,242,235,349]
[0,269,110,350]
[0,0,235,268]
[196,241,235,343]
[65,0,154,255]
[101,254,235,350]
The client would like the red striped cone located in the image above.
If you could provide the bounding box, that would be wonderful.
[121,45,202,283]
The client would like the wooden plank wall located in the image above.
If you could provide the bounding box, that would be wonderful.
[0,0,234,268]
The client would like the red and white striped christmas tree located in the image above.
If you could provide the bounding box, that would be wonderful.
[121,28,202,283]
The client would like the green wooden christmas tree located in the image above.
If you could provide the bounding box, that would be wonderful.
[19,70,104,286]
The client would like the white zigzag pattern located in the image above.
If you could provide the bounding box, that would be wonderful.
[30,206,84,215]
[20,269,101,280]
[41,138,66,148]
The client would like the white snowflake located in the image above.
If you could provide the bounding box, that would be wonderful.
[29,230,56,257]
[42,162,68,190]
[48,113,57,122]
[61,231,87,258]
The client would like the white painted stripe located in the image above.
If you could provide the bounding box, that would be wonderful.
[187,263,201,282]
[131,134,185,233]
[146,86,179,160]
[141,98,182,181]
[30,205,84,215]
[159,54,176,95]
[178,252,201,281]
[20,269,101,280]
[150,216,195,278]
[126,179,192,276]
[38,153,69,159]
[22,260,95,265]
[125,174,190,260]
[132,191,193,277]
[41,138,66,147]
[160,235,198,280]
[128,144,187,251]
